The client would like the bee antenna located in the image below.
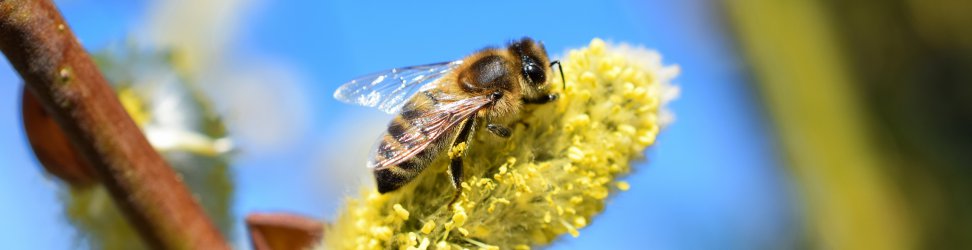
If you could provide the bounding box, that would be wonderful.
[550,61,565,92]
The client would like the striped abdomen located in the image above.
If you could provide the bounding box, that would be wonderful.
[372,92,461,193]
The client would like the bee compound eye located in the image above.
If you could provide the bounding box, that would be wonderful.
[490,91,504,101]
[524,63,546,85]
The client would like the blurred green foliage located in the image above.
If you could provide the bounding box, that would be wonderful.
[727,0,972,248]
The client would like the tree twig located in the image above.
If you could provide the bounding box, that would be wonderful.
[0,0,229,248]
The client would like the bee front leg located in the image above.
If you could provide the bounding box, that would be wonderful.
[486,124,512,138]
[522,94,559,104]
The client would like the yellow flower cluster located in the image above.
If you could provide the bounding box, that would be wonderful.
[323,38,679,250]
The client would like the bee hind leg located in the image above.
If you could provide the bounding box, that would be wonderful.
[447,118,477,208]
[447,154,464,208]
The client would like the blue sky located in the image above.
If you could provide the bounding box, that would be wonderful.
[0,0,798,249]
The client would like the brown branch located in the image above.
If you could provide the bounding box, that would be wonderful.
[246,213,324,250]
[0,1,229,249]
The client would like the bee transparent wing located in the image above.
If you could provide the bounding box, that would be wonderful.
[369,91,493,170]
[333,60,464,114]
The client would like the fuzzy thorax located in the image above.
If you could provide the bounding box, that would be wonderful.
[323,38,679,250]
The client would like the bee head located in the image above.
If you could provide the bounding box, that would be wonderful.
[509,38,551,87]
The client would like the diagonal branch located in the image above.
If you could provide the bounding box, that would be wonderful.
[0,0,229,249]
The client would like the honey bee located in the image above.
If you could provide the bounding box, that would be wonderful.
[334,38,563,199]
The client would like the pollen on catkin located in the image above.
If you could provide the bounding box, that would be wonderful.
[322,38,679,250]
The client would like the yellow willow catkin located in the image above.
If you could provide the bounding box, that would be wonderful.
[322,38,679,250]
